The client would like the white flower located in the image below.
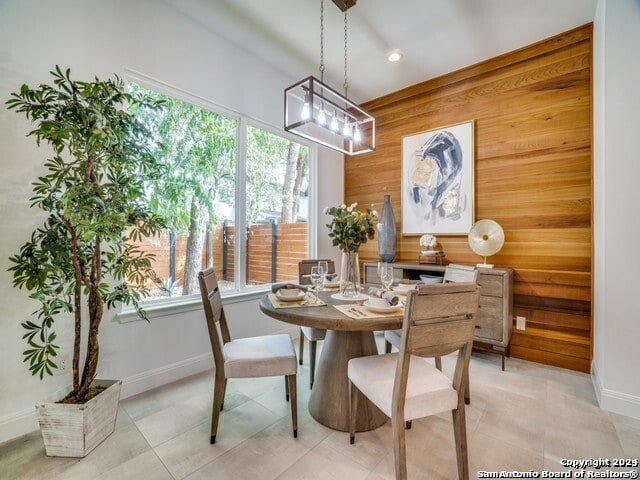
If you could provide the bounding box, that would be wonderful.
[372,210,378,217]
[347,205,353,212]
[323,206,329,214]
[376,222,384,232]
[350,202,358,209]
[341,204,346,209]
[419,234,437,248]
[352,211,358,217]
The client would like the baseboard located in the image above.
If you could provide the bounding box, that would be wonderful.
[0,353,214,445]
[591,361,640,420]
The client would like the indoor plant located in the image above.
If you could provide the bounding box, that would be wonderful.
[6,66,166,456]
[324,203,378,297]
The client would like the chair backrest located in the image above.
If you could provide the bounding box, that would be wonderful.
[298,259,336,285]
[394,282,480,407]
[443,263,478,283]
[198,268,232,374]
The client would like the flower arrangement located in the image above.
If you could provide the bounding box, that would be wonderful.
[419,234,438,250]
[324,203,379,252]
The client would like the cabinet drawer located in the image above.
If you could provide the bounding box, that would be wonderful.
[475,296,503,342]
[477,274,503,297]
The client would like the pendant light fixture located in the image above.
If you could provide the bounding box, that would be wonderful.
[284,0,375,155]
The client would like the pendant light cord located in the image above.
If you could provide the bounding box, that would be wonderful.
[319,0,325,82]
[343,1,348,97]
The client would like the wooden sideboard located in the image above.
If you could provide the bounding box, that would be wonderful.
[363,262,513,369]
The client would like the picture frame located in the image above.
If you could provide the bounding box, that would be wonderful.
[401,120,474,235]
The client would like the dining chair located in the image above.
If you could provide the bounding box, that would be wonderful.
[297,259,335,388]
[198,268,298,444]
[384,264,478,408]
[348,282,480,480]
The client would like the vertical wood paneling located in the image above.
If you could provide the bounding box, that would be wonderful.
[345,24,593,372]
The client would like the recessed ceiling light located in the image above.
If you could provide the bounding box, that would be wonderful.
[387,49,403,63]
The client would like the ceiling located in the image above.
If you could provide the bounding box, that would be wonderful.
[163,0,597,103]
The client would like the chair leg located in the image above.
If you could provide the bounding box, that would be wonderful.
[210,374,225,444]
[435,356,442,371]
[464,372,470,405]
[385,340,392,353]
[405,420,412,429]
[220,378,228,411]
[349,381,358,444]
[393,413,408,480]
[287,374,298,438]
[452,405,469,480]
[309,340,317,389]
[298,329,304,366]
[285,376,290,402]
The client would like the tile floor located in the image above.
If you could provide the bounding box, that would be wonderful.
[1,333,638,480]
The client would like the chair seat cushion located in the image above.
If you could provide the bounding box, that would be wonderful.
[224,334,298,378]
[301,326,326,342]
[348,353,457,420]
[384,329,402,348]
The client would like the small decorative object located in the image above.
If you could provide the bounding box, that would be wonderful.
[325,203,378,298]
[468,219,505,268]
[402,120,474,234]
[419,233,438,253]
[377,195,396,262]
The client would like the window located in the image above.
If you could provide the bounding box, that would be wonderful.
[126,79,312,306]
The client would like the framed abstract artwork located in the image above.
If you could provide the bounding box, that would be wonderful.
[401,120,474,235]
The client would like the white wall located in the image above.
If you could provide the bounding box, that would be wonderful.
[592,0,640,418]
[0,0,343,443]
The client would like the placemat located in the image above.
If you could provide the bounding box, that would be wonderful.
[268,293,326,309]
[333,303,403,319]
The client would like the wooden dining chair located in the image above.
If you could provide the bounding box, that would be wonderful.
[348,282,480,480]
[383,264,477,406]
[198,268,298,443]
[297,259,335,388]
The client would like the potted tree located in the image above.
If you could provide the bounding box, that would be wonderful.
[6,66,166,457]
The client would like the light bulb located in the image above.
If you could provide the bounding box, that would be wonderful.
[318,108,326,125]
[353,124,362,143]
[301,92,310,120]
[342,120,351,138]
[330,111,339,131]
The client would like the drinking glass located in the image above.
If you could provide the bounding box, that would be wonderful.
[380,263,394,291]
[310,266,323,304]
[317,261,328,291]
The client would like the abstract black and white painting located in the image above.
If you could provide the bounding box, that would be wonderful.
[401,121,474,235]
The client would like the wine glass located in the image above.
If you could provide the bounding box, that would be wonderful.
[317,261,328,291]
[380,263,394,291]
[309,266,323,304]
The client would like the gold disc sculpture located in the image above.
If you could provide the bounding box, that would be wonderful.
[468,219,504,268]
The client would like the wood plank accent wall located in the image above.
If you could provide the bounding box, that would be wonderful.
[346,24,593,372]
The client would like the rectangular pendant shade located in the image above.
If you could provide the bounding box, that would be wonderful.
[284,76,375,156]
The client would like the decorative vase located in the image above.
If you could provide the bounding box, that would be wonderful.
[339,251,361,298]
[377,195,396,262]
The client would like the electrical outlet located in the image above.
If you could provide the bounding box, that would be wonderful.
[516,316,526,330]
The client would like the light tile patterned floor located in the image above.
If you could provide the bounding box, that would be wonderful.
[1,333,638,480]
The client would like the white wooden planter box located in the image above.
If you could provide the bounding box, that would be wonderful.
[35,379,122,457]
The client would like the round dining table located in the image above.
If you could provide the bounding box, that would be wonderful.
[259,289,404,432]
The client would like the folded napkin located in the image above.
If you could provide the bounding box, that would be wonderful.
[367,287,400,306]
[272,283,308,294]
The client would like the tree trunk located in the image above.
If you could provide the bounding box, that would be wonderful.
[281,143,300,223]
[182,197,209,295]
[291,149,306,221]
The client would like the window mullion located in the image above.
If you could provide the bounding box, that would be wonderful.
[236,117,248,291]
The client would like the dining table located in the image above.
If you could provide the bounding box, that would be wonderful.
[259,287,405,432]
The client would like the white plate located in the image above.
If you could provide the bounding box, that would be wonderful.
[275,291,307,302]
[363,301,402,314]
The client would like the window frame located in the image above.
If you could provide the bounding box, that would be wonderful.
[117,71,317,322]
